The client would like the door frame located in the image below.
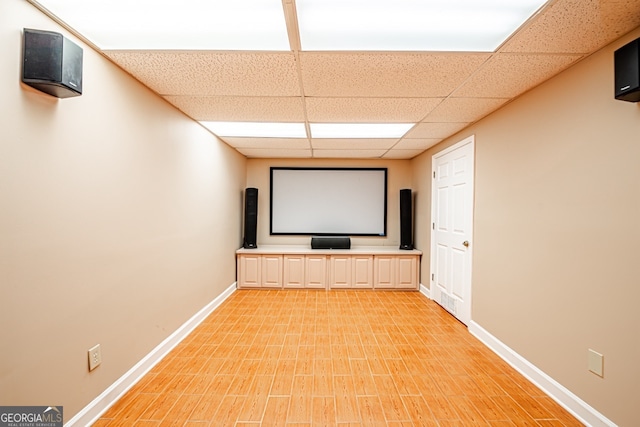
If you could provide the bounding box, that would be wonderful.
[429,135,475,324]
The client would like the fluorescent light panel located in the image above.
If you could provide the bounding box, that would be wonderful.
[296,0,548,51]
[310,123,414,139]
[201,122,307,138]
[34,0,546,52]
[32,0,291,50]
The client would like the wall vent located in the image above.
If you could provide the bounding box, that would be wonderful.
[440,292,457,315]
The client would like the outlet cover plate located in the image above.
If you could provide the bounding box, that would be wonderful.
[88,344,102,371]
[588,349,603,377]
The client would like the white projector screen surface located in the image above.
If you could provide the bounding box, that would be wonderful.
[270,168,387,236]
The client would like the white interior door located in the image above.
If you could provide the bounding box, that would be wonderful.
[430,136,475,325]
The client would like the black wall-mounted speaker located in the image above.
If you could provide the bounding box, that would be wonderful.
[614,37,640,102]
[311,236,351,250]
[22,28,83,98]
[399,189,413,250]
[243,188,258,249]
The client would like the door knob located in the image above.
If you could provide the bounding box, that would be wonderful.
[462,241,469,247]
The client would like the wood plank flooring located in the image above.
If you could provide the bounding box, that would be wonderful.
[93,290,583,426]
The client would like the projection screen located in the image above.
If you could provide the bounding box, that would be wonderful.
[270,167,387,236]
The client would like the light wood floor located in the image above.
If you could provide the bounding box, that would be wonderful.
[94,290,583,426]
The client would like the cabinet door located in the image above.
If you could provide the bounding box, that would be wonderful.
[352,255,373,289]
[238,254,261,288]
[396,256,418,289]
[305,255,327,289]
[330,255,352,288]
[283,255,305,288]
[261,255,283,288]
[374,256,396,289]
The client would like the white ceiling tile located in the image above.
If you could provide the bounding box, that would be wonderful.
[392,139,441,150]
[311,139,398,150]
[222,138,310,149]
[236,148,313,158]
[312,149,388,158]
[453,53,582,98]
[306,97,442,122]
[501,0,640,54]
[164,96,306,121]
[299,52,490,97]
[383,150,425,159]
[104,51,300,96]
[424,98,509,123]
[405,122,470,139]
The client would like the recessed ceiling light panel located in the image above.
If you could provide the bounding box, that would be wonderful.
[31,0,291,50]
[201,122,307,138]
[310,123,414,138]
[296,0,548,52]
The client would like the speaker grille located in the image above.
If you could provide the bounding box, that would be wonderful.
[23,30,63,82]
[243,188,258,249]
[399,189,413,250]
[311,236,351,249]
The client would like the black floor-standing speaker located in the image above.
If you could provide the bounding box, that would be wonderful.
[243,188,258,249]
[399,189,413,250]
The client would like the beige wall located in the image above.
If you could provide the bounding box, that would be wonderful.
[413,27,640,426]
[246,158,413,248]
[0,1,246,421]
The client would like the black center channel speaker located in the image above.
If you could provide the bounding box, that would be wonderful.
[311,236,351,250]
[22,28,83,98]
[243,188,258,249]
[399,189,414,250]
[614,37,640,102]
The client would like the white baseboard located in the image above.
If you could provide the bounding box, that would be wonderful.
[419,283,431,299]
[469,321,616,427]
[66,282,237,427]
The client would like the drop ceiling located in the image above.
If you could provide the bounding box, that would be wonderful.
[28,0,640,159]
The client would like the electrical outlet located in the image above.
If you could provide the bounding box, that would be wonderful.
[588,349,604,377]
[88,344,102,371]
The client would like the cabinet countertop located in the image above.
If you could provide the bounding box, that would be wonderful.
[236,245,422,256]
